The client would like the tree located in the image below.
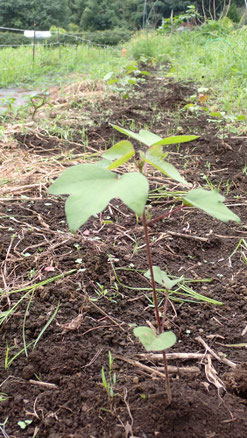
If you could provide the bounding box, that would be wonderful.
[80,0,119,30]
[0,0,71,30]
[33,0,71,30]
[0,0,34,28]
[0,0,243,32]
[68,0,87,25]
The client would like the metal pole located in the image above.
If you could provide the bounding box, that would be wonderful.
[58,28,61,59]
[143,0,148,29]
[33,21,36,63]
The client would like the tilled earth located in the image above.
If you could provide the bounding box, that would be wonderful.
[0,66,247,438]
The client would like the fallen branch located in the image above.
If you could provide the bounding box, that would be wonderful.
[195,336,237,369]
[155,366,200,375]
[204,354,226,397]
[137,352,205,361]
[87,297,125,332]
[167,231,208,242]
[29,380,58,389]
[115,355,200,377]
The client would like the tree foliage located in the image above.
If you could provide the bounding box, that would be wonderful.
[0,0,71,29]
[0,1,243,30]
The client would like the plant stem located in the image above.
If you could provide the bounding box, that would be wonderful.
[142,212,162,331]
[147,205,186,226]
[142,211,172,404]
[162,351,171,404]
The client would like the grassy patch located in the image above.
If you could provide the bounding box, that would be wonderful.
[0,44,128,88]
[126,28,247,116]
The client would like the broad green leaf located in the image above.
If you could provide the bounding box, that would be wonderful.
[48,164,149,232]
[111,124,162,147]
[145,266,182,290]
[133,326,176,352]
[152,135,199,147]
[96,159,112,169]
[102,140,135,169]
[183,189,241,223]
[145,145,188,185]
[111,125,198,148]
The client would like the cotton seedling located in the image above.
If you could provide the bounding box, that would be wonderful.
[48,124,240,403]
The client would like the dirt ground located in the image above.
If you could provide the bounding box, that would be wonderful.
[0,65,247,438]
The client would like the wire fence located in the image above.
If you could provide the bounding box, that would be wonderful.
[0,25,114,49]
[0,25,121,79]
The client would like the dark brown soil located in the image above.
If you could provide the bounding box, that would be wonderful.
[0,66,247,438]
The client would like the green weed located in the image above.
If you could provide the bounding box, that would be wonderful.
[0,44,127,88]
[126,27,247,116]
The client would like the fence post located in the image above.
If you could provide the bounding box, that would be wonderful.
[33,21,36,63]
[58,28,61,59]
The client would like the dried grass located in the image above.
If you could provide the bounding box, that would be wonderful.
[0,79,105,198]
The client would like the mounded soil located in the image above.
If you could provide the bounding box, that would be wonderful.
[0,65,247,438]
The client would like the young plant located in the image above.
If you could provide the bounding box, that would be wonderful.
[104,63,149,99]
[101,351,117,411]
[48,125,240,403]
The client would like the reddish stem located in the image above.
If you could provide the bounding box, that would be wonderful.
[147,205,186,226]
[142,211,172,404]
[142,212,162,332]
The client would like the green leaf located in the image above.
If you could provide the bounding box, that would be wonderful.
[102,141,135,169]
[128,78,137,85]
[209,112,223,118]
[152,135,199,146]
[107,79,118,85]
[101,367,107,388]
[111,125,198,148]
[145,266,183,290]
[183,189,241,223]
[96,159,112,169]
[145,145,188,185]
[18,420,32,430]
[133,326,176,352]
[111,124,162,147]
[236,115,246,121]
[48,164,149,232]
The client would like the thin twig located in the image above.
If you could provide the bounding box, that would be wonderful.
[167,231,208,242]
[29,380,58,389]
[87,297,125,331]
[115,355,200,377]
[137,352,205,361]
[147,205,186,226]
[195,336,237,369]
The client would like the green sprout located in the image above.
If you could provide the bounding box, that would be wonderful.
[101,351,117,410]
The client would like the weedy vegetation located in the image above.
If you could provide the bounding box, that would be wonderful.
[101,351,117,412]
[0,44,128,88]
